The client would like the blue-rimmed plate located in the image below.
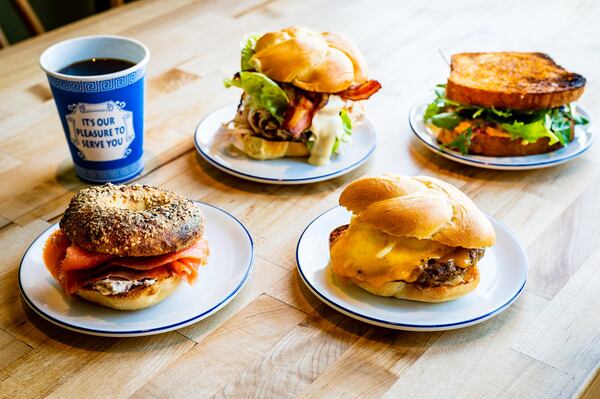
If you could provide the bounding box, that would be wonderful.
[409,97,593,170]
[296,206,527,331]
[194,104,376,184]
[19,202,253,337]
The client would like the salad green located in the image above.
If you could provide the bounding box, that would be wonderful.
[224,72,289,122]
[424,85,588,153]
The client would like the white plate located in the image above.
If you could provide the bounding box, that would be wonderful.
[194,104,377,184]
[19,202,254,337]
[409,97,594,170]
[296,206,528,331]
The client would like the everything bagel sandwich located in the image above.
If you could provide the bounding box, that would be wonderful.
[43,184,209,310]
[424,52,588,156]
[329,174,495,302]
[223,26,381,165]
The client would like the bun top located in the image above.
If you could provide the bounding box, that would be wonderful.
[250,26,368,93]
[339,174,495,248]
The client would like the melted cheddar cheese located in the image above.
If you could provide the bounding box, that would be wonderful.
[454,120,510,138]
[330,219,459,287]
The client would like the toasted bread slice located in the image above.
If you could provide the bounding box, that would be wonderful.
[429,122,567,157]
[446,52,586,110]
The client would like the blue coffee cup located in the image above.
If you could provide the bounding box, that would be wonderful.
[40,36,150,183]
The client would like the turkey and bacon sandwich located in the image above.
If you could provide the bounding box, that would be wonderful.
[424,52,588,156]
[223,26,381,165]
[329,174,495,302]
[43,184,209,310]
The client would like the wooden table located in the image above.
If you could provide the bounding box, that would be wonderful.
[1,0,599,397]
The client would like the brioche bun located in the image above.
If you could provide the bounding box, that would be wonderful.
[339,174,495,248]
[250,26,368,93]
[354,266,480,303]
[330,174,493,303]
[241,134,309,160]
[76,276,180,311]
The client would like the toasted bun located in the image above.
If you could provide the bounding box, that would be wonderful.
[446,52,586,110]
[354,266,480,303]
[60,184,205,257]
[250,26,368,93]
[241,134,309,160]
[339,174,495,248]
[76,276,180,310]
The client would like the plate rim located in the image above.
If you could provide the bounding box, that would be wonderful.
[296,206,528,330]
[18,202,254,337]
[408,97,594,170]
[193,103,377,184]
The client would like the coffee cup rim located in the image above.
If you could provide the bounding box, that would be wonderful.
[39,35,150,82]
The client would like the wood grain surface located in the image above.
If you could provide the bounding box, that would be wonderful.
[1,0,599,398]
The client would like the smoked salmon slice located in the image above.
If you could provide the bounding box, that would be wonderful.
[61,243,115,271]
[109,238,209,270]
[42,229,209,295]
[43,230,70,279]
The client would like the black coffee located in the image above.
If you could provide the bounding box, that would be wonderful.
[58,58,135,76]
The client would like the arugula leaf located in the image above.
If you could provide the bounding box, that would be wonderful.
[424,102,441,120]
[240,33,261,71]
[568,103,589,125]
[423,84,588,147]
[441,127,473,155]
[490,107,512,118]
[431,112,461,129]
[472,108,484,119]
[225,72,289,122]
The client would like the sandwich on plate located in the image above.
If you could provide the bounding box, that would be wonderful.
[43,184,209,310]
[329,174,495,302]
[223,26,381,165]
[424,52,588,156]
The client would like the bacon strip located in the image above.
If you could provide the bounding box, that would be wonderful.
[336,80,381,101]
[281,92,325,138]
[43,230,209,295]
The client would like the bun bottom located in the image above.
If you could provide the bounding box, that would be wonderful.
[433,124,564,157]
[240,135,309,160]
[76,276,180,310]
[353,267,480,303]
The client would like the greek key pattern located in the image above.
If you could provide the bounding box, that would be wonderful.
[74,157,143,183]
[48,68,145,93]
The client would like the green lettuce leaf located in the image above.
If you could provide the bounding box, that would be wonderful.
[340,109,352,137]
[332,109,353,153]
[424,84,589,148]
[500,119,560,145]
[224,72,289,122]
[240,33,261,71]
